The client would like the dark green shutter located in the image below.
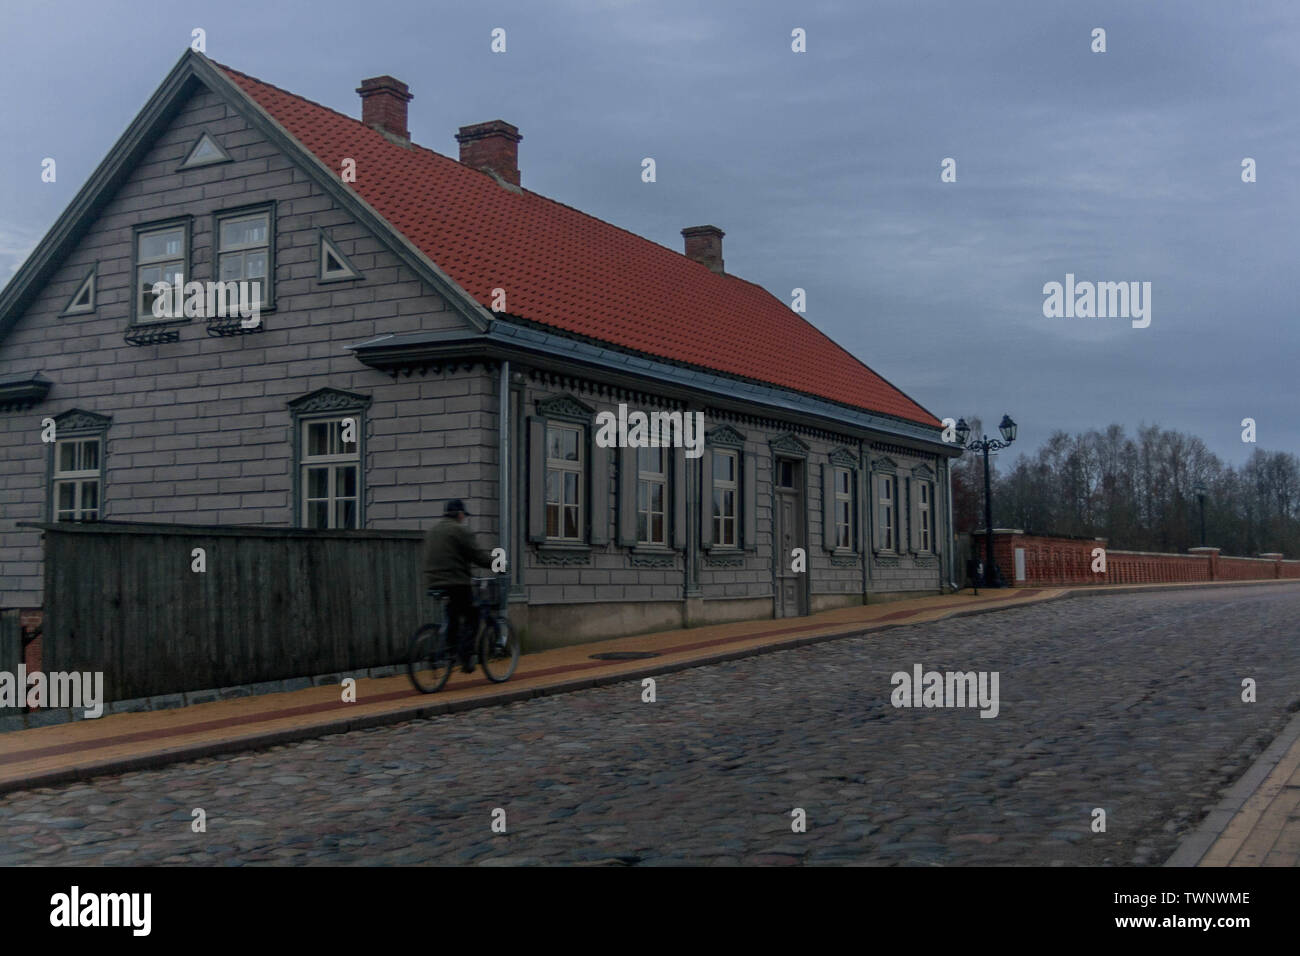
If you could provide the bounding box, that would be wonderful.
[527,417,545,542]
[823,462,836,551]
[617,445,637,546]
[700,448,714,549]
[742,451,757,551]
[590,443,610,545]
[672,447,687,549]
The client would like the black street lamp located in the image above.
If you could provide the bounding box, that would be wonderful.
[1193,485,1207,547]
[956,414,1017,589]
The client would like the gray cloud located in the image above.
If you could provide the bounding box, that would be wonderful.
[2,0,1295,466]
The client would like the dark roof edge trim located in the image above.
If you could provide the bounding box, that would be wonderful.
[348,325,960,457]
[0,52,201,342]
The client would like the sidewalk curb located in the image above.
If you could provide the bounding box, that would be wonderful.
[5,578,1299,795]
[1163,708,1300,867]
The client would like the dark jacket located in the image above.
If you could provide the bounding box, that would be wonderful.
[423,516,494,589]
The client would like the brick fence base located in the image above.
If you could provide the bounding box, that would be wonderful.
[973,531,1300,587]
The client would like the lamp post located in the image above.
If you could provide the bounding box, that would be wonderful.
[956,414,1017,589]
[1193,485,1207,548]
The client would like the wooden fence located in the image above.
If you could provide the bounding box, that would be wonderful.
[24,521,430,702]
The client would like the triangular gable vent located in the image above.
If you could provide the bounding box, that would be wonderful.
[61,265,96,315]
[319,232,362,282]
[178,131,233,170]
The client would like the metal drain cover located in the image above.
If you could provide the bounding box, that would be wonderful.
[589,651,660,660]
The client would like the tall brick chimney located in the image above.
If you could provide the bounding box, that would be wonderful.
[456,120,522,187]
[356,76,413,141]
[682,225,725,275]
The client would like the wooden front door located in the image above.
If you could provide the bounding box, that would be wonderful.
[773,457,807,618]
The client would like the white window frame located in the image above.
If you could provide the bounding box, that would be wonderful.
[216,209,272,309]
[545,423,584,541]
[636,446,668,546]
[62,265,97,316]
[319,231,362,282]
[134,222,188,323]
[52,436,103,522]
[834,466,853,550]
[712,449,739,548]
[299,416,361,529]
[878,474,897,553]
[918,481,932,552]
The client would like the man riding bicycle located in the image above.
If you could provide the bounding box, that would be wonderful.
[422,499,494,673]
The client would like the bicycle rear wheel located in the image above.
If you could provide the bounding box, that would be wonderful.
[480,618,520,683]
[408,622,453,693]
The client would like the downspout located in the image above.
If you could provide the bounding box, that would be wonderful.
[946,457,956,591]
[499,359,510,601]
[860,441,868,602]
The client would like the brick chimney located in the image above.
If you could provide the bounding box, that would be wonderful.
[682,225,725,275]
[456,120,522,187]
[356,76,413,141]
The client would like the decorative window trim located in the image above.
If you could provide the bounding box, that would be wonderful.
[828,447,859,470]
[60,264,97,316]
[318,229,363,283]
[212,201,276,313]
[628,549,676,568]
[912,463,936,482]
[706,424,746,449]
[46,409,111,523]
[130,216,192,327]
[535,543,592,566]
[289,388,371,529]
[535,394,595,424]
[873,455,898,474]
[530,395,600,547]
[769,432,810,459]
[177,130,234,170]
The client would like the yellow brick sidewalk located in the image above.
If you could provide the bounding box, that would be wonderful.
[1179,712,1300,867]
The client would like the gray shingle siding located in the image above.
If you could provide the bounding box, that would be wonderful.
[0,86,476,606]
[0,80,952,640]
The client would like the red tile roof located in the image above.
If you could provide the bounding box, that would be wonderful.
[219,63,939,427]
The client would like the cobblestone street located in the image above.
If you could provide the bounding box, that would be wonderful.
[3,585,1298,866]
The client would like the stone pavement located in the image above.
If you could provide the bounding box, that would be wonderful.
[0,583,1061,793]
[1,578,1298,866]
[2,583,1299,866]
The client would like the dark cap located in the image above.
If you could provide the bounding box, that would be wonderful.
[444,499,470,516]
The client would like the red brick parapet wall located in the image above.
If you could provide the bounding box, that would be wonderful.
[980,531,1300,587]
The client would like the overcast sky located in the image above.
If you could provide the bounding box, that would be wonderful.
[2,0,1296,467]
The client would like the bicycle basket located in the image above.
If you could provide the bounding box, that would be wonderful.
[473,577,500,606]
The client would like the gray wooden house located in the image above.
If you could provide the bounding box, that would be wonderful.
[0,51,960,649]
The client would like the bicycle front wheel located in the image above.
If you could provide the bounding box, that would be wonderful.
[408,622,453,693]
[480,618,520,683]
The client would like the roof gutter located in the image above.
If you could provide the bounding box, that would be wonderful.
[347,322,959,458]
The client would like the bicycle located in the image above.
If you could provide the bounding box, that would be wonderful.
[407,576,519,693]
